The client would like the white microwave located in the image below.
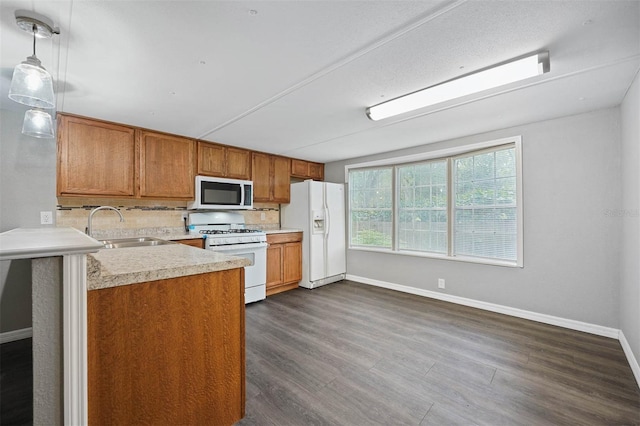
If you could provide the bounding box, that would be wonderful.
[188,176,253,210]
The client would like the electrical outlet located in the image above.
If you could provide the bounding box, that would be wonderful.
[260,212,266,221]
[438,278,445,289]
[40,211,53,225]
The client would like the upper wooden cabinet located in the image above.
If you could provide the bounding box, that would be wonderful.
[252,152,290,203]
[197,141,251,180]
[291,158,324,181]
[57,113,321,202]
[57,114,136,197]
[138,130,196,199]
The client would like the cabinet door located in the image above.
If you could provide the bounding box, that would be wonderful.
[57,114,136,197]
[226,147,251,180]
[271,156,291,203]
[251,152,272,202]
[88,269,245,425]
[308,162,324,180]
[283,242,302,283]
[138,131,195,199]
[290,159,309,178]
[197,141,225,177]
[266,243,284,289]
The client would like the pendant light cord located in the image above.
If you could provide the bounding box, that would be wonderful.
[32,24,37,57]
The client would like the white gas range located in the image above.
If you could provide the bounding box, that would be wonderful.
[188,212,267,304]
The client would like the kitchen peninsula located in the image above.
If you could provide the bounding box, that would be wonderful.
[88,243,249,425]
[0,228,250,426]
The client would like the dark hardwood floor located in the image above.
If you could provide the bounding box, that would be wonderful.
[0,337,32,426]
[239,280,640,426]
[1,280,638,425]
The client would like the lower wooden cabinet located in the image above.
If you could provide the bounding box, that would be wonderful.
[88,268,245,425]
[266,232,302,296]
[174,238,204,249]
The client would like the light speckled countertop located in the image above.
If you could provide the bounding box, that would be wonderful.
[264,228,303,234]
[87,244,250,290]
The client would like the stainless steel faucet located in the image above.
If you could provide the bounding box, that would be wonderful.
[86,206,125,237]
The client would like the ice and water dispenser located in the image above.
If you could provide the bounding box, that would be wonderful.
[312,209,325,234]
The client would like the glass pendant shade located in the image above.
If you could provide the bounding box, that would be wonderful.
[22,109,54,138]
[8,55,55,109]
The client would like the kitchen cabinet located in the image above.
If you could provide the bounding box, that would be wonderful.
[197,141,251,180]
[57,114,136,197]
[88,268,245,425]
[252,152,290,203]
[138,130,196,199]
[291,158,324,181]
[266,232,302,296]
[174,238,204,249]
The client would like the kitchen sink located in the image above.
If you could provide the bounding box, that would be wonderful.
[100,237,174,249]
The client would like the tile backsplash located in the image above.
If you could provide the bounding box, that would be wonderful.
[56,197,281,234]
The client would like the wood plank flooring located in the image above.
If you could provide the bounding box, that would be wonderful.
[0,337,32,425]
[1,280,638,425]
[238,280,640,426]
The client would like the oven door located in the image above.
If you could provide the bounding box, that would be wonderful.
[208,242,267,304]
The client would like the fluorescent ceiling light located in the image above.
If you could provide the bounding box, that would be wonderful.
[366,52,550,121]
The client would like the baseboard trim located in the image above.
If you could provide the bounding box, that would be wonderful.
[0,327,33,344]
[346,275,620,339]
[619,330,640,388]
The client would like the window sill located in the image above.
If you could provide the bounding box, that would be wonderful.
[349,246,522,268]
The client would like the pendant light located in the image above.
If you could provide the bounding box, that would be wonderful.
[8,14,59,109]
[21,108,55,138]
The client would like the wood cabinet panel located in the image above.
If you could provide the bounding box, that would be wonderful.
[138,131,195,199]
[272,155,291,203]
[266,243,284,288]
[291,158,324,181]
[252,152,273,202]
[88,269,245,426]
[175,238,204,249]
[57,114,136,197]
[197,142,225,177]
[226,147,252,180]
[308,162,324,180]
[266,232,302,296]
[283,242,303,284]
[252,153,290,203]
[197,142,251,180]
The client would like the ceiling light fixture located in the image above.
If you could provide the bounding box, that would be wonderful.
[8,13,59,109]
[366,52,550,121]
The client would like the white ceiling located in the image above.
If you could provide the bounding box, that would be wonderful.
[1,0,638,163]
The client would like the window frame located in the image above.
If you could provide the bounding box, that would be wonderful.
[345,136,523,268]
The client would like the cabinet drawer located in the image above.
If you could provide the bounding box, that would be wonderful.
[175,238,204,249]
[267,232,302,245]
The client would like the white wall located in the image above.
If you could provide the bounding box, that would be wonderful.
[0,108,58,334]
[325,108,623,329]
[620,71,640,367]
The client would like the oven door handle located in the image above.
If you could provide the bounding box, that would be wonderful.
[207,242,268,251]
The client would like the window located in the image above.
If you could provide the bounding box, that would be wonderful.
[349,168,393,248]
[347,137,522,267]
[398,160,447,253]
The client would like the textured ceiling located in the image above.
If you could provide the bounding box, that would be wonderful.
[1,0,638,163]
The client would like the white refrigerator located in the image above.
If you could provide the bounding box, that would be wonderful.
[281,180,346,289]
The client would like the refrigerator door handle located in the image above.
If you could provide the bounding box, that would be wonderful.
[325,207,330,236]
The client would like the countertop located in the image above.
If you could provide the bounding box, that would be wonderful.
[87,243,250,290]
[264,228,303,234]
[0,227,104,260]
